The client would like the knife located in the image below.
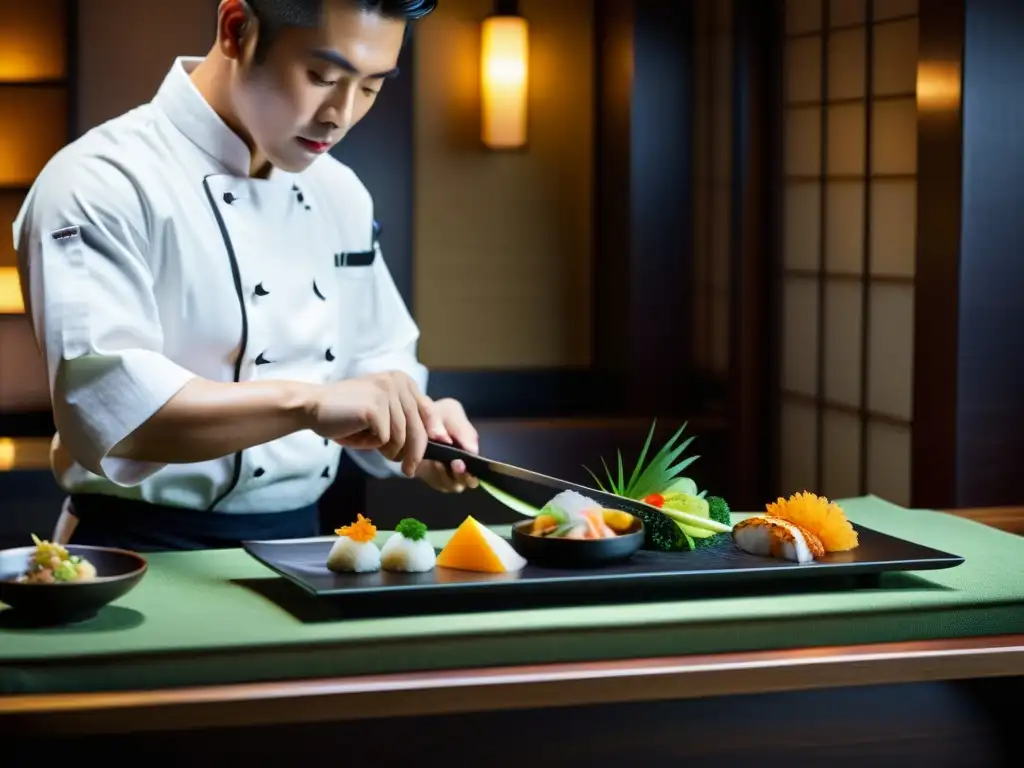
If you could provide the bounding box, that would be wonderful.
[423,440,671,520]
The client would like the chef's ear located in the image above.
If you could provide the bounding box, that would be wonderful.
[218,0,254,60]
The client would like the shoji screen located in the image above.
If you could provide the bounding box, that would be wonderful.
[780,0,918,505]
[0,0,71,415]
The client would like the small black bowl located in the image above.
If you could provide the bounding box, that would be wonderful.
[510,516,645,568]
[0,544,148,626]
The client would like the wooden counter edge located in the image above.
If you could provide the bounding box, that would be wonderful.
[943,506,1024,535]
[2,634,1022,735]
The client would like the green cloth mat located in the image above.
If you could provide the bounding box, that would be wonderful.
[2,495,1022,694]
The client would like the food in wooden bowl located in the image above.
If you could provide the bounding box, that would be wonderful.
[509,490,646,568]
[0,535,147,626]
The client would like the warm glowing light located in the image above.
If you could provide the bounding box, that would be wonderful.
[481,15,529,149]
[0,438,15,471]
[917,61,961,112]
[0,267,25,313]
[0,0,67,82]
[0,88,68,186]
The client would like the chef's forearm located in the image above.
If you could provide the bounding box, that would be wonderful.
[109,378,316,464]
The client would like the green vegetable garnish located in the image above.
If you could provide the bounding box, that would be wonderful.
[663,477,699,497]
[580,420,707,552]
[662,492,710,519]
[584,419,699,501]
[627,505,690,552]
[659,505,731,533]
[537,503,570,524]
[687,496,733,550]
[707,496,732,527]
[549,522,578,538]
[30,532,70,567]
[54,560,79,582]
[395,518,428,541]
[479,481,542,517]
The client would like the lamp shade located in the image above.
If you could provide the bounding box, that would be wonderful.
[481,15,529,149]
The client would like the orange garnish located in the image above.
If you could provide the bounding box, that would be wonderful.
[765,491,859,552]
[335,513,377,543]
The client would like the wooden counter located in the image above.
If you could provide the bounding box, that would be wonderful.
[3,633,1020,736]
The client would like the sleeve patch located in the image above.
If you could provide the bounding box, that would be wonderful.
[51,226,81,241]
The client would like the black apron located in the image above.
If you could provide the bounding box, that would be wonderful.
[66,493,320,552]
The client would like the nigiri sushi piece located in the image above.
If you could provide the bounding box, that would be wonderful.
[381,518,437,573]
[327,514,381,573]
[732,515,825,564]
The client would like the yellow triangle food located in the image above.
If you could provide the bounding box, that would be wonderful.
[437,516,528,573]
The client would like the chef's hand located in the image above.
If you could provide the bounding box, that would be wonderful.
[309,371,446,476]
[415,398,481,494]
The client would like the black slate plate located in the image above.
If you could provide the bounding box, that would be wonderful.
[243,524,964,608]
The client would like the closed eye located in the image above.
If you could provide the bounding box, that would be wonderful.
[308,70,337,87]
[310,71,378,97]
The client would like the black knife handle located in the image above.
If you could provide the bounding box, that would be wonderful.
[424,440,479,466]
[423,441,501,485]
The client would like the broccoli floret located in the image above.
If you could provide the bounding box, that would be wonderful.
[707,496,731,527]
[692,532,729,550]
[692,496,733,550]
[636,507,690,552]
[637,495,733,553]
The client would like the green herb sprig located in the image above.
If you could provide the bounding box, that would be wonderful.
[395,518,428,541]
[584,419,699,500]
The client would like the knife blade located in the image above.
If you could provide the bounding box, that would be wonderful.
[424,440,666,519]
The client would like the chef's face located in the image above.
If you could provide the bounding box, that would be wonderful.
[225,1,406,174]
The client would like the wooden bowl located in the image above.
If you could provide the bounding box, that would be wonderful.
[0,544,148,626]
[509,515,645,568]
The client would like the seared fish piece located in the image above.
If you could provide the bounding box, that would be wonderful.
[732,515,825,564]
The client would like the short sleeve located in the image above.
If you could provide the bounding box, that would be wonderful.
[14,154,196,486]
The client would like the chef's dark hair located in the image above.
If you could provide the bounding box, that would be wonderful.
[244,0,437,62]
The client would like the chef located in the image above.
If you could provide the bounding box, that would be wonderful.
[11,0,479,551]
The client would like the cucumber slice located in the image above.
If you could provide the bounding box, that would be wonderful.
[675,521,716,539]
[662,493,711,519]
[663,477,699,496]
[659,505,733,533]
[480,481,542,517]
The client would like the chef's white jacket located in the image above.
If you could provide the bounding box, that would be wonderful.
[12,57,427,514]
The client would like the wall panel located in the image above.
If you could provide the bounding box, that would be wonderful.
[780,0,918,506]
[0,0,73,434]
